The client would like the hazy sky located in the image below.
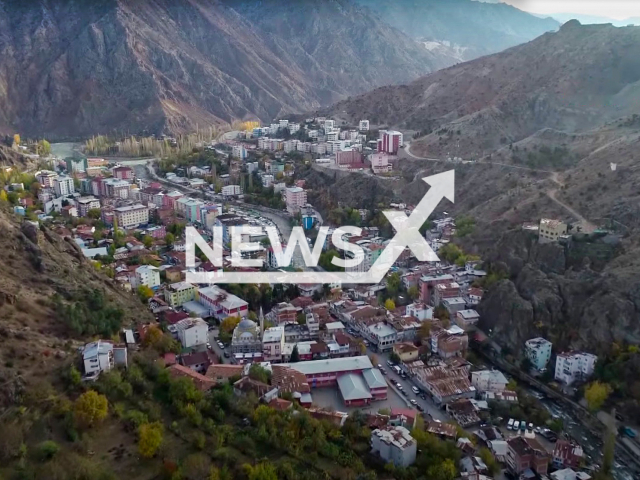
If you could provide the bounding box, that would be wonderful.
[503,1,640,20]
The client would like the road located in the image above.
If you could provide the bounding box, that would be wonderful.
[547,172,597,232]
[364,344,449,422]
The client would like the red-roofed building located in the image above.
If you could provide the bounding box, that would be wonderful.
[552,440,583,469]
[168,364,215,391]
[268,398,293,411]
[164,311,189,325]
[163,353,177,366]
[507,436,550,475]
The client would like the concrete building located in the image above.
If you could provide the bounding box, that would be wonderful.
[173,317,208,349]
[471,370,509,393]
[337,373,372,406]
[370,152,392,174]
[135,265,161,289]
[555,352,597,385]
[54,175,75,197]
[367,322,397,352]
[65,157,88,174]
[198,286,249,320]
[281,355,373,388]
[285,186,307,213]
[166,282,197,307]
[393,343,419,363]
[371,426,417,467]
[506,436,550,475]
[232,144,247,160]
[75,196,100,217]
[359,120,370,131]
[82,340,127,375]
[36,170,58,188]
[112,166,134,181]
[336,149,363,167]
[524,337,553,371]
[455,309,480,329]
[221,185,243,196]
[114,204,149,229]
[262,326,285,362]
[377,131,403,155]
[539,218,568,243]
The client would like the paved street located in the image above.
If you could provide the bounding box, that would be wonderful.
[365,345,450,422]
[207,328,229,364]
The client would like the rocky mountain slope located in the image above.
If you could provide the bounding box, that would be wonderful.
[328,21,640,156]
[355,0,559,60]
[0,0,561,138]
[0,0,448,138]
[0,203,152,408]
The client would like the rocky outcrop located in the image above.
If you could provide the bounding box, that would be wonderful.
[478,230,640,356]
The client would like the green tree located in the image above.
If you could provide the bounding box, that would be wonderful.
[138,422,163,458]
[417,322,431,341]
[74,390,108,428]
[290,345,300,363]
[249,364,271,384]
[407,285,419,300]
[479,448,499,476]
[389,352,401,365]
[585,381,612,412]
[87,208,102,220]
[384,298,396,310]
[137,285,154,302]
[0,190,7,202]
[386,272,401,298]
[164,232,175,247]
[244,462,278,480]
[296,312,306,324]
[37,440,60,461]
[143,235,153,249]
[182,453,211,479]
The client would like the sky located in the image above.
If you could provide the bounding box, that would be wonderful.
[503,0,640,20]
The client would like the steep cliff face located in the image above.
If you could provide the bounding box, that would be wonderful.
[477,230,640,356]
[0,0,452,138]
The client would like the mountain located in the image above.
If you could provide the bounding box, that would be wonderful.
[354,0,559,60]
[0,0,564,139]
[0,0,451,139]
[328,21,640,156]
[551,13,640,27]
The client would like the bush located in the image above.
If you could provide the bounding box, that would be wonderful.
[37,440,60,461]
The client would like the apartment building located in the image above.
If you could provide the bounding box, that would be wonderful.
[336,149,363,167]
[114,204,149,229]
[370,152,392,173]
[471,370,509,393]
[173,318,208,349]
[262,326,285,362]
[198,286,249,320]
[377,131,403,155]
[367,322,397,352]
[506,436,550,475]
[75,196,100,217]
[135,265,161,289]
[371,426,417,467]
[166,282,197,307]
[359,120,370,131]
[112,166,134,181]
[36,170,58,188]
[221,185,242,196]
[54,175,75,197]
[285,187,307,213]
[555,352,597,385]
[525,337,553,371]
[232,144,247,159]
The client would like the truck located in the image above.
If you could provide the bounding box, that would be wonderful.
[393,365,402,375]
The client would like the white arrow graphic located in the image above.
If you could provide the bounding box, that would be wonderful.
[186,170,455,285]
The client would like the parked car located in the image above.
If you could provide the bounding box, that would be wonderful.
[396,383,402,389]
[410,399,417,405]
[379,368,386,375]
[401,390,408,396]
[416,404,424,412]
[411,386,420,394]
[377,364,383,369]
[387,360,394,367]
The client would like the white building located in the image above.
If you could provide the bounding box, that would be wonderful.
[82,340,114,375]
[367,322,397,352]
[262,326,285,362]
[261,174,274,188]
[279,119,289,129]
[359,120,370,131]
[471,370,509,393]
[75,196,100,217]
[323,119,335,132]
[285,187,307,213]
[114,204,149,229]
[54,176,75,197]
[135,265,161,289]
[405,303,433,321]
[174,317,208,348]
[371,426,417,468]
[288,123,300,134]
[524,337,553,371]
[221,185,243,196]
[555,352,598,385]
[232,144,247,160]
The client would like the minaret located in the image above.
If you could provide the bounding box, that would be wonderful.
[259,306,264,334]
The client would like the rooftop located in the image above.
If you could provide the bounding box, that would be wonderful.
[337,373,372,401]
[362,368,386,389]
[373,425,415,450]
[282,355,373,376]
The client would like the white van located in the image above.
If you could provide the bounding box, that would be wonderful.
[507,419,515,430]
